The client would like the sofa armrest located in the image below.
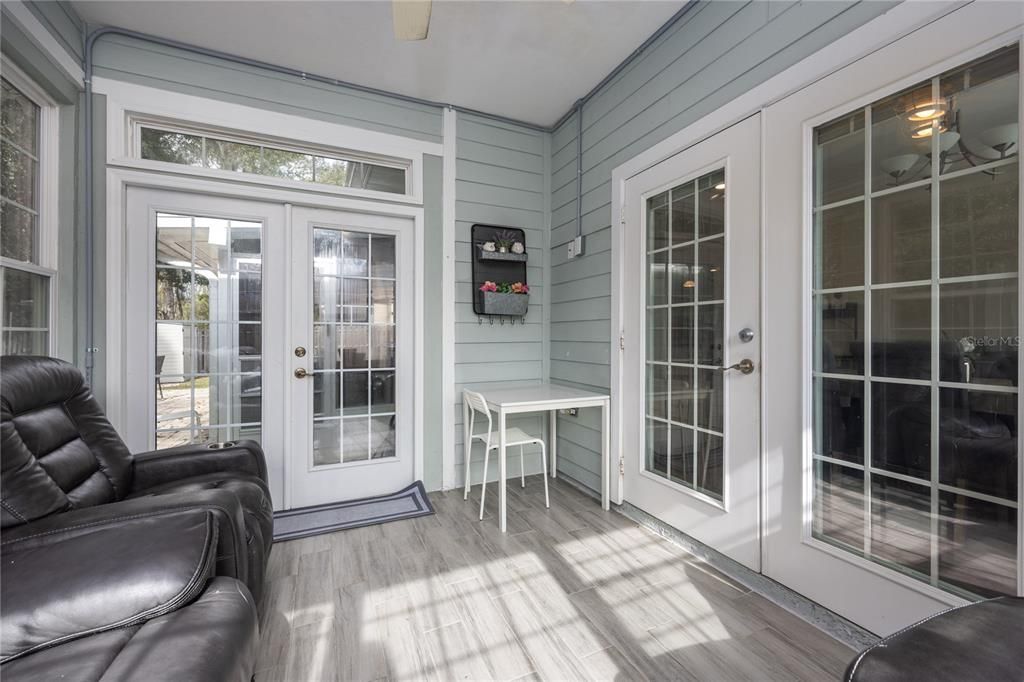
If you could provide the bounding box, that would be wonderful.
[130,439,268,492]
[1,508,218,663]
[0,491,250,587]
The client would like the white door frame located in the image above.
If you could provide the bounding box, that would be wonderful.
[106,168,425,510]
[610,0,969,508]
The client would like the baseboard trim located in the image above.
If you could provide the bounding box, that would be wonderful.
[554,471,879,651]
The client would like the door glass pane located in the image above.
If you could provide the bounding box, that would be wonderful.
[812,45,1019,599]
[1,267,48,354]
[644,168,726,501]
[311,227,397,467]
[154,212,263,447]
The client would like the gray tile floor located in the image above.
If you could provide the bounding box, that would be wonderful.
[257,476,854,681]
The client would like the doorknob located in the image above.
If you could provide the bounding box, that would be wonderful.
[294,368,311,379]
[719,358,755,374]
[294,346,307,358]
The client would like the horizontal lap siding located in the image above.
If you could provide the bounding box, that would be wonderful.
[26,1,83,61]
[91,35,442,142]
[455,113,548,485]
[547,0,897,492]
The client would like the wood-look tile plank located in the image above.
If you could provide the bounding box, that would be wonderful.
[491,588,591,681]
[579,645,648,682]
[447,577,536,680]
[390,549,463,633]
[335,581,389,682]
[281,618,340,682]
[421,621,494,682]
[568,585,698,682]
[376,604,439,682]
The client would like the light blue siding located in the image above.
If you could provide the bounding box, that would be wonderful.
[25,0,83,62]
[91,35,442,143]
[454,112,548,486]
[547,0,898,492]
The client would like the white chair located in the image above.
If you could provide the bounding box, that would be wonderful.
[462,389,549,519]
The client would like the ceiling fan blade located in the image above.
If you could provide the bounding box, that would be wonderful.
[392,0,432,41]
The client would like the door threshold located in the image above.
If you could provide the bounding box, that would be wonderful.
[553,471,879,651]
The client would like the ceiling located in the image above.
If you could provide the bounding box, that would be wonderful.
[72,0,685,127]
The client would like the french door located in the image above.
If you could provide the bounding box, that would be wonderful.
[763,3,1023,635]
[287,207,414,507]
[622,114,762,570]
[123,188,415,510]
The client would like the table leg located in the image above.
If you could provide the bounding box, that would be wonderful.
[601,399,610,510]
[549,409,558,478]
[498,409,507,533]
[462,398,471,497]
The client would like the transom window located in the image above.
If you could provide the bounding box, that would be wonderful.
[1,73,54,356]
[812,45,1019,598]
[139,124,408,195]
[645,168,727,502]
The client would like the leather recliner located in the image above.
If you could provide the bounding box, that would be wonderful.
[0,355,273,602]
[0,355,274,680]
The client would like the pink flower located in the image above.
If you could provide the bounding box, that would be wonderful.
[511,282,529,294]
[479,281,498,292]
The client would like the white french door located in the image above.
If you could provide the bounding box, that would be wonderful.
[622,114,762,570]
[287,206,414,508]
[123,188,288,494]
[764,3,1023,635]
[123,188,417,511]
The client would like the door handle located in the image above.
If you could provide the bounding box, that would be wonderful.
[719,358,755,374]
[294,368,311,379]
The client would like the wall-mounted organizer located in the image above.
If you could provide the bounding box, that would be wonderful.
[471,224,529,325]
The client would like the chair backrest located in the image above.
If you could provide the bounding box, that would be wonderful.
[1,356,134,529]
[463,390,492,440]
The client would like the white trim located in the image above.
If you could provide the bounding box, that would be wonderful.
[610,0,968,524]
[93,76,442,206]
[1,57,61,357]
[441,107,457,490]
[1,1,84,85]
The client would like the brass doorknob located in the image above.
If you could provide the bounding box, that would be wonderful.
[719,358,755,374]
[294,368,311,379]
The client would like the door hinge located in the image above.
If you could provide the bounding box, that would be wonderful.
[619,204,626,226]
[619,334,625,350]
[619,456,625,475]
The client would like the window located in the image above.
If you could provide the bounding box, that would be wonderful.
[645,168,727,502]
[811,45,1019,598]
[1,69,55,356]
[155,212,264,449]
[138,124,408,195]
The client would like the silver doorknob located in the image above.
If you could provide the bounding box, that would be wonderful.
[719,358,755,374]
[738,327,755,343]
[294,368,311,379]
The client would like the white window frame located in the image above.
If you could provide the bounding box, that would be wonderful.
[1,56,60,356]
[132,118,412,196]
[94,77,441,206]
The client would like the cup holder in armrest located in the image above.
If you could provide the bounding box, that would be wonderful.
[207,441,238,450]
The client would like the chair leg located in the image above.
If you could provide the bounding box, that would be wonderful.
[479,446,490,520]
[539,441,550,509]
[520,444,526,488]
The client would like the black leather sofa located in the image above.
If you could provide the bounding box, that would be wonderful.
[845,597,1024,681]
[0,356,273,681]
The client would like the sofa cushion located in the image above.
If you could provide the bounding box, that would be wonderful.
[846,597,1024,681]
[0,577,258,682]
[1,508,218,662]
[1,357,133,528]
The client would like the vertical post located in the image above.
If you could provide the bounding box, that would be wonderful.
[498,409,507,532]
[602,398,611,510]
[549,409,558,478]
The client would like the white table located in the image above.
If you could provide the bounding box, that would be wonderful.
[464,382,611,532]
